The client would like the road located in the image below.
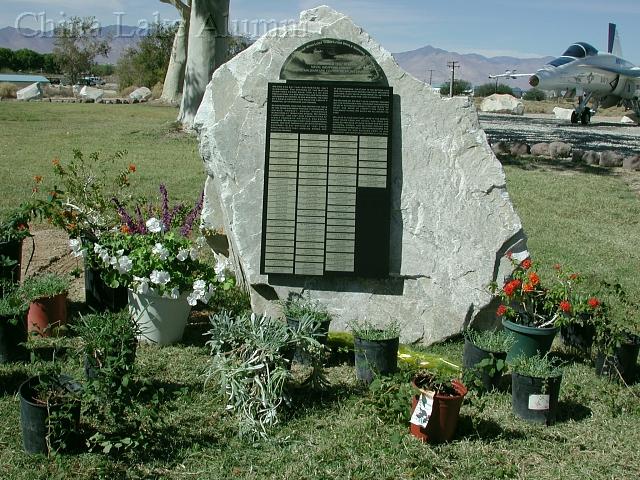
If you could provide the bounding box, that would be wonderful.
[479,113,640,157]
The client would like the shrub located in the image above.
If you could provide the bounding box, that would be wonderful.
[0,82,17,99]
[475,82,514,97]
[524,88,546,101]
[151,82,163,100]
[119,85,138,98]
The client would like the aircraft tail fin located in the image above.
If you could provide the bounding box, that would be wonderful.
[608,23,624,57]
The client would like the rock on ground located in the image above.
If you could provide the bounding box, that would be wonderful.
[510,142,530,156]
[623,155,640,170]
[599,150,624,167]
[129,87,152,102]
[582,151,600,165]
[531,143,550,156]
[194,6,527,344]
[549,141,572,158]
[553,107,574,121]
[79,86,104,102]
[17,83,42,101]
[480,94,524,115]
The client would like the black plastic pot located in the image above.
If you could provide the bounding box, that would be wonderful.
[560,322,595,354]
[84,264,128,312]
[511,372,562,425]
[286,317,331,365]
[595,340,639,384]
[462,339,506,391]
[0,314,28,364]
[19,375,81,454]
[0,239,22,283]
[354,335,399,384]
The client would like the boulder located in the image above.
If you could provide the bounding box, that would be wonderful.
[599,150,624,167]
[509,142,530,156]
[531,143,550,157]
[16,83,42,101]
[72,84,82,96]
[572,149,585,163]
[480,94,524,115]
[79,86,104,102]
[194,6,527,345]
[491,141,510,155]
[549,141,572,158]
[621,115,638,124]
[582,151,600,165]
[129,87,152,102]
[623,155,640,170]
[553,107,574,121]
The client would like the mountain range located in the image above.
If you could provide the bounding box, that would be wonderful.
[0,26,552,88]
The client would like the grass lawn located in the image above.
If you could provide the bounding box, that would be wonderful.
[1,103,639,479]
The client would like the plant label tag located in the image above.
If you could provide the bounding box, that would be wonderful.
[528,394,550,410]
[410,392,435,427]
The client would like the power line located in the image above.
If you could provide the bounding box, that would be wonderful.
[426,69,435,85]
[447,61,460,98]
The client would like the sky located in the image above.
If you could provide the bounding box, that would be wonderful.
[2,0,639,63]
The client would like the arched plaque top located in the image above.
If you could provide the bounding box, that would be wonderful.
[280,38,388,85]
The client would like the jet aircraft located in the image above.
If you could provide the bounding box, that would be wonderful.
[528,24,640,124]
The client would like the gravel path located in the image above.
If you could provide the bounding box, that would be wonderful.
[479,113,640,156]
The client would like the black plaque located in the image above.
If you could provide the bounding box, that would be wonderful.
[261,81,393,278]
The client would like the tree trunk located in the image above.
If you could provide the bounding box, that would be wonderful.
[160,18,189,105]
[178,0,229,129]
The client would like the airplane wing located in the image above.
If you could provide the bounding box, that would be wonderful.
[488,73,533,79]
[579,64,640,78]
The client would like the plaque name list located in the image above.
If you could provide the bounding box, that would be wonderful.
[261,81,393,278]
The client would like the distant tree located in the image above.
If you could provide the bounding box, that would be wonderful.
[93,64,115,77]
[474,82,514,97]
[42,53,60,74]
[116,23,177,89]
[13,49,44,72]
[439,79,472,97]
[523,88,546,101]
[53,17,110,84]
[0,48,14,71]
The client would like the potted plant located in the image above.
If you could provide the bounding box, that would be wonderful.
[492,255,583,362]
[593,282,639,384]
[0,281,29,363]
[282,293,332,363]
[19,371,81,454]
[86,186,234,345]
[205,310,326,438]
[409,371,468,443]
[0,206,32,283]
[510,353,563,425]
[31,150,137,311]
[23,273,70,337]
[463,329,514,392]
[349,320,400,385]
[73,310,139,381]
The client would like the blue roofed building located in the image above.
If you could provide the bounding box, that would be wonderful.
[0,74,51,87]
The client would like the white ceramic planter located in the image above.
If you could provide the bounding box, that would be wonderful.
[128,290,191,346]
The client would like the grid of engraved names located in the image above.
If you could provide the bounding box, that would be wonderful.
[263,132,299,274]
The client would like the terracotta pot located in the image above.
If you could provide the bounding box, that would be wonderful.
[27,293,68,337]
[409,378,467,443]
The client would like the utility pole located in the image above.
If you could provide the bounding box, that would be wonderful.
[447,61,460,98]
[426,69,435,85]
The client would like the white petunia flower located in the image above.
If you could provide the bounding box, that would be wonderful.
[93,243,103,253]
[146,217,163,233]
[69,238,85,258]
[152,243,169,261]
[189,248,199,261]
[176,248,189,262]
[150,270,171,285]
[117,255,133,274]
[196,236,207,248]
[134,276,149,295]
[170,287,180,299]
[187,292,199,306]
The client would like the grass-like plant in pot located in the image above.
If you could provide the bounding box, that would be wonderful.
[205,310,326,438]
[409,370,468,443]
[592,282,640,384]
[491,254,584,362]
[510,353,563,426]
[463,329,514,392]
[22,272,70,337]
[0,206,32,283]
[349,319,400,385]
[282,293,333,363]
[0,280,29,363]
[82,185,234,345]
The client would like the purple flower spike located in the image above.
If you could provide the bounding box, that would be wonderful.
[135,206,147,234]
[112,197,136,232]
[160,184,171,231]
[180,190,205,237]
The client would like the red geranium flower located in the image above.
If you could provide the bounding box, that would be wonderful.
[521,258,532,270]
[553,263,561,270]
[528,272,540,286]
[496,305,508,316]
[588,297,600,309]
[559,300,572,313]
[128,164,136,173]
[503,279,522,297]
[569,273,579,280]
[523,282,534,293]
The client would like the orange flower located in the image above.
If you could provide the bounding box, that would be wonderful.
[528,272,540,286]
[559,300,572,313]
[569,273,579,280]
[588,297,600,309]
[503,279,522,297]
[523,282,534,293]
[120,225,131,234]
[52,158,60,166]
[128,164,136,173]
[553,263,562,270]
[521,258,532,270]
[34,175,43,183]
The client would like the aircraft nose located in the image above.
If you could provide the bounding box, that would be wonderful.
[529,75,539,87]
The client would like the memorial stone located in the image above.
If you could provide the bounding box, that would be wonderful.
[195,6,527,344]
